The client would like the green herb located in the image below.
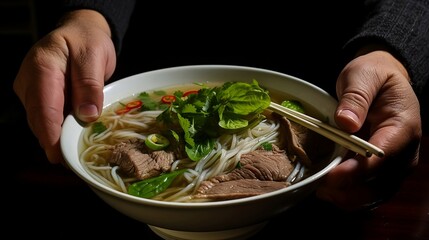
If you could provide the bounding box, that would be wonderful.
[281,100,305,113]
[156,80,271,161]
[92,122,107,134]
[128,169,187,198]
[235,161,242,169]
[217,80,271,129]
[137,92,169,111]
[261,142,273,151]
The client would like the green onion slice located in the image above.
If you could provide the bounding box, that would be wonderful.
[145,133,170,150]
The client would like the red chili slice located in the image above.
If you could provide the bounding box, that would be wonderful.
[161,95,176,104]
[126,100,143,109]
[115,100,143,115]
[183,90,198,97]
[115,107,131,115]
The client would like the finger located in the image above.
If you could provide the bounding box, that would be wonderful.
[29,82,65,165]
[14,48,68,164]
[334,60,383,133]
[70,41,116,123]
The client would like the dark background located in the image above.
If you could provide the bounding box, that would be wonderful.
[1,1,428,239]
[1,1,427,135]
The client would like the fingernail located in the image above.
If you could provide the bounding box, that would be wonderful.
[78,103,99,120]
[337,109,360,125]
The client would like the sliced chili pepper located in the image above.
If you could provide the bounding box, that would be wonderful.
[161,95,176,104]
[115,107,131,115]
[126,100,143,109]
[183,90,198,97]
[115,100,143,115]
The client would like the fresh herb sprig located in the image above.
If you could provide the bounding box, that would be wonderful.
[157,80,271,161]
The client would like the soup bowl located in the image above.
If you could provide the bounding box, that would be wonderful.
[61,65,347,240]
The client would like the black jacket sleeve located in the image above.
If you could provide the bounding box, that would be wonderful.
[62,0,136,54]
[343,0,429,95]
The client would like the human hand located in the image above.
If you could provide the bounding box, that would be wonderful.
[13,10,116,164]
[316,49,422,211]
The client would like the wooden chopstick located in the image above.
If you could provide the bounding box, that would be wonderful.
[268,102,385,158]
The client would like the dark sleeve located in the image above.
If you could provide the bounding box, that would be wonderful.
[343,0,429,95]
[62,0,136,54]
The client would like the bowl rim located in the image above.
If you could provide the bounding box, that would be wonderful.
[61,64,345,208]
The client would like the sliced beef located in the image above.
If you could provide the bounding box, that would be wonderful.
[274,113,312,166]
[194,144,293,200]
[272,112,335,167]
[108,139,175,180]
[193,179,290,200]
[220,144,294,181]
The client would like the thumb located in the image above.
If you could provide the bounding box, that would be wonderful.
[70,43,116,123]
[334,63,381,133]
[335,93,368,133]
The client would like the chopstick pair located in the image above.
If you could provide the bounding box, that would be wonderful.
[268,102,385,158]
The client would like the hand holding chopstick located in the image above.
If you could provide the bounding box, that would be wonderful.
[269,102,385,158]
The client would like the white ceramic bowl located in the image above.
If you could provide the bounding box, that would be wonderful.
[61,65,346,240]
